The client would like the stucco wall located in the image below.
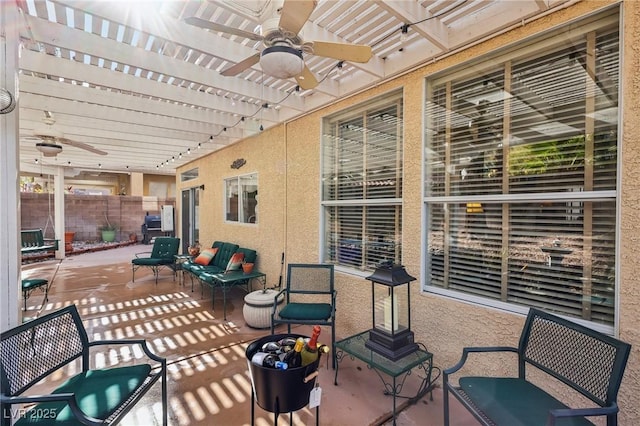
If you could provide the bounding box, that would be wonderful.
[178,0,639,421]
[178,125,287,286]
[619,0,640,421]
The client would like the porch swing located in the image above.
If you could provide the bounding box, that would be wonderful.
[21,174,59,255]
[20,174,59,310]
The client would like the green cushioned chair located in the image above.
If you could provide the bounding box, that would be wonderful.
[132,237,180,284]
[0,304,167,426]
[271,263,337,369]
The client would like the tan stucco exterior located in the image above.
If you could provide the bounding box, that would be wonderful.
[178,1,639,422]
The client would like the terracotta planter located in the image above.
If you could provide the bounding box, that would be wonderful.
[64,231,75,253]
[242,263,254,274]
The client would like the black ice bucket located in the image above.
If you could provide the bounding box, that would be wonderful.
[246,333,322,414]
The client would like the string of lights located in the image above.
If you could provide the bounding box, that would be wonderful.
[31,61,349,172]
[371,0,469,48]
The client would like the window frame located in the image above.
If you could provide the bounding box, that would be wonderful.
[422,8,621,334]
[224,172,258,225]
[320,89,404,275]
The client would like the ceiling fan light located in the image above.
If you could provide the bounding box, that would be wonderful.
[36,142,63,157]
[260,45,304,79]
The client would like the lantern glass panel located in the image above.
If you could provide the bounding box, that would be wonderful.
[373,283,409,335]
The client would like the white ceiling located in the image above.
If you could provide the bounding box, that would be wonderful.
[13,0,575,177]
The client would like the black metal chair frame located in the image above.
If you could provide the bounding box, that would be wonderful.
[271,263,337,369]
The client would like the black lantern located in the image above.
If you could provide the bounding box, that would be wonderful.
[365,262,418,360]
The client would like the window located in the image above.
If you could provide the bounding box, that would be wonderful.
[424,11,619,329]
[180,168,199,182]
[225,173,258,224]
[322,90,403,271]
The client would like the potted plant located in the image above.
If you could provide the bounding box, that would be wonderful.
[188,242,201,256]
[100,217,117,243]
[242,260,254,274]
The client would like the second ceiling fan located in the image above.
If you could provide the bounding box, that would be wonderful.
[185,0,372,89]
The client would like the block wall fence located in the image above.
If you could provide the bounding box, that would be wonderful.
[20,193,176,242]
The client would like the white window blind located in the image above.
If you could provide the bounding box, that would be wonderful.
[322,91,403,271]
[424,16,619,327]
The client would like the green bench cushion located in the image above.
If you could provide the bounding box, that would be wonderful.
[278,303,332,321]
[15,365,152,425]
[459,377,595,426]
[187,264,224,275]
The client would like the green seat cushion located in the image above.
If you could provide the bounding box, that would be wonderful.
[132,258,172,266]
[15,365,151,425]
[459,377,595,426]
[278,303,332,321]
[190,265,224,276]
[21,279,48,290]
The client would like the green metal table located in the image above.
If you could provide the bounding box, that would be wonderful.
[334,331,434,426]
[173,254,193,286]
[199,270,266,320]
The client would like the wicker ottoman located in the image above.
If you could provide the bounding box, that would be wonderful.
[243,289,284,329]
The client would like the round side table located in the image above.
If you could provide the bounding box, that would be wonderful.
[243,289,284,329]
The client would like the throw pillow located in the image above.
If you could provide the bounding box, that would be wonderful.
[194,247,218,266]
[225,252,245,272]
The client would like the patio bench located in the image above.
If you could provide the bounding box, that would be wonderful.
[443,308,631,426]
[182,241,256,290]
[0,304,167,426]
[20,229,59,255]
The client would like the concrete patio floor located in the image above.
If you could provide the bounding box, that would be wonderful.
[19,244,478,426]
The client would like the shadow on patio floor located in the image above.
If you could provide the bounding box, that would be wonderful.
[19,244,478,426]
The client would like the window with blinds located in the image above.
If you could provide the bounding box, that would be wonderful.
[424,12,619,328]
[322,91,403,271]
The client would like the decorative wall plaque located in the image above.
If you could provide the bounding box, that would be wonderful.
[231,158,246,169]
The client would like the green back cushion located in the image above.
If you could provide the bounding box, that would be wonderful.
[15,365,151,425]
[237,248,257,264]
[212,243,239,269]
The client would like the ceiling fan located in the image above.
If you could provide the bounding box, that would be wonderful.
[185,0,372,89]
[22,111,108,157]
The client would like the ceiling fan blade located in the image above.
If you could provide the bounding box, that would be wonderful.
[310,41,372,63]
[221,53,260,76]
[295,65,318,90]
[184,17,264,41]
[278,0,317,35]
[59,138,108,155]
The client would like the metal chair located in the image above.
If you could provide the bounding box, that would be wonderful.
[132,237,180,284]
[21,278,48,310]
[271,263,337,369]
